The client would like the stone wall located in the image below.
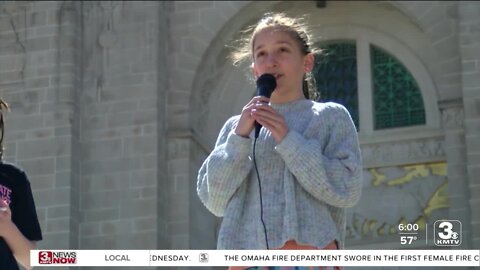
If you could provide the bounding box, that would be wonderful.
[0,3,478,270]
[0,0,168,258]
[1,0,79,250]
[459,0,480,249]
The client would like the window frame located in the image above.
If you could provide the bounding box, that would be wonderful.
[311,25,441,144]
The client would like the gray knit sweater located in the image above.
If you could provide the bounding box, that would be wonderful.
[197,99,362,250]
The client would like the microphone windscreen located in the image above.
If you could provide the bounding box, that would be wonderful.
[254,74,276,138]
[256,74,276,98]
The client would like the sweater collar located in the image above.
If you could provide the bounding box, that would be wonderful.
[270,98,312,114]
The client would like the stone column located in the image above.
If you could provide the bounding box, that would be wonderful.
[78,1,161,253]
[439,102,472,250]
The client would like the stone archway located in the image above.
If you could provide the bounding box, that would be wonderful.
[189,0,460,149]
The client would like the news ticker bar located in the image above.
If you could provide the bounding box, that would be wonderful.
[31,249,480,267]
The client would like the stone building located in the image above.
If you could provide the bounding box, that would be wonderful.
[0,1,478,270]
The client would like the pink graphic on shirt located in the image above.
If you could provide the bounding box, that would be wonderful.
[0,184,12,205]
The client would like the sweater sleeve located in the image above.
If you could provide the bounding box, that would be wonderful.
[275,105,362,208]
[197,116,253,217]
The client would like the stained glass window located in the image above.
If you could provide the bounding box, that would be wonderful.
[313,42,359,130]
[371,45,426,129]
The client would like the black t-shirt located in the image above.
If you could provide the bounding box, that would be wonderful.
[0,162,42,270]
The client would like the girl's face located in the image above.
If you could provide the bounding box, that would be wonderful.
[251,27,313,102]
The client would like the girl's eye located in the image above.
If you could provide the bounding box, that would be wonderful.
[280,47,289,52]
[256,51,266,58]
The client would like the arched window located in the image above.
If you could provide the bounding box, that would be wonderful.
[313,42,359,129]
[371,45,426,129]
[312,42,426,131]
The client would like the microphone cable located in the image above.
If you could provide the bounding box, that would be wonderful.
[253,135,270,250]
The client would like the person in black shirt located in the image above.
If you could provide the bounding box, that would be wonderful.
[0,98,42,270]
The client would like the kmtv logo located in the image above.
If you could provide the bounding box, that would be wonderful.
[39,251,77,264]
[434,220,462,246]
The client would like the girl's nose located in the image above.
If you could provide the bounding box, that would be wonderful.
[265,54,278,67]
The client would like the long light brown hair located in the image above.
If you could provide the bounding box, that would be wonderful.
[0,98,9,160]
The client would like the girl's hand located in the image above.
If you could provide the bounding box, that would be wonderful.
[251,103,289,144]
[235,96,271,138]
[0,199,12,237]
[0,199,10,214]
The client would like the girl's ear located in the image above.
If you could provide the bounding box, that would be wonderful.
[304,53,315,73]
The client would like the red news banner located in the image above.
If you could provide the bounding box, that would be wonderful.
[32,250,480,267]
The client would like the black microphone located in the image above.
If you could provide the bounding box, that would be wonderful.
[254,73,276,138]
